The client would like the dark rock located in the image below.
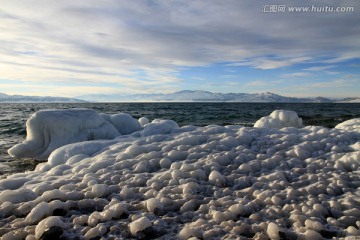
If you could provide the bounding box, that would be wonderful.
[40,226,63,240]
[121,229,131,238]
[0,228,12,237]
[154,208,165,216]
[131,226,158,240]
[52,208,67,216]
[320,229,338,238]
[89,237,101,240]
[79,207,96,214]
[279,231,292,240]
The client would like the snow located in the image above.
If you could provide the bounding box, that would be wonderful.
[1,108,360,239]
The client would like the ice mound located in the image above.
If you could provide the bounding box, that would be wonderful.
[335,118,360,132]
[142,119,179,136]
[8,109,146,160]
[1,110,360,239]
[254,110,303,129]
[100,113,141,135]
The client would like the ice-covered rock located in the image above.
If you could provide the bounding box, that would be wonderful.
[128,216,152,236]
[254,110,303,129]
[2,109,360,239]
[35,216,65,240]
[8,109,120,160]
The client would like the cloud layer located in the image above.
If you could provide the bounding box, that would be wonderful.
[0,0,359,96]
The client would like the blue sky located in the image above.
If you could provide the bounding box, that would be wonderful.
[0,0,359,97]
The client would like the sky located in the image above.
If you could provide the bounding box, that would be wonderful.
[0,0,359,98]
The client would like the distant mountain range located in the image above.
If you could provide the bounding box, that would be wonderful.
[1,91,359,103]
[77,90,359,103]
[0,92,85,103]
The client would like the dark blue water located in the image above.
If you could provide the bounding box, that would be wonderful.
[1,102,360,176]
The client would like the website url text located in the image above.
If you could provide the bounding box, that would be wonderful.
[262,5,354,13]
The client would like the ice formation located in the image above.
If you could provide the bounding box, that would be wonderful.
[254,110,303,129]
[1,109,360,239]
[8,109,144,160]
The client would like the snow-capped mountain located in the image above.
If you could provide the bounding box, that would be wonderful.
[0,92,85,103]
[77,90,337,102]
[338,97,360,103]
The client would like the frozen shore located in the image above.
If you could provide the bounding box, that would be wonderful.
[1,109,360,239]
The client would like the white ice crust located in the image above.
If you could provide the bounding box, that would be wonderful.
[1,109,360,239]
[254,110,303,129]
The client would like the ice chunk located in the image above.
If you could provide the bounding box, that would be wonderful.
[128,216,152,236]
[84,223,107,240]
[139,117,149,127]
[267,222,280,240]
[26,202,51,224]
[0,188,36,204]
[335,118,360,132]
[208,170,226,186]
[35,216,65,240]
[305,219,323,231]
[337,151,360,171]
[8,109,120,160]
[92,184,108,198]
[179,225,203,240]
[254,110,303,129]
[159,158,172,169]
[146,198,163,213]
[0,177,29,190]
[300,229,322,239]
[167,150,188,161]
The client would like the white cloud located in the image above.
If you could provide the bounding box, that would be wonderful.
[245,80,276,87]
[303,65,336,71]
[0,0,359,96]
[281,72,313,78]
